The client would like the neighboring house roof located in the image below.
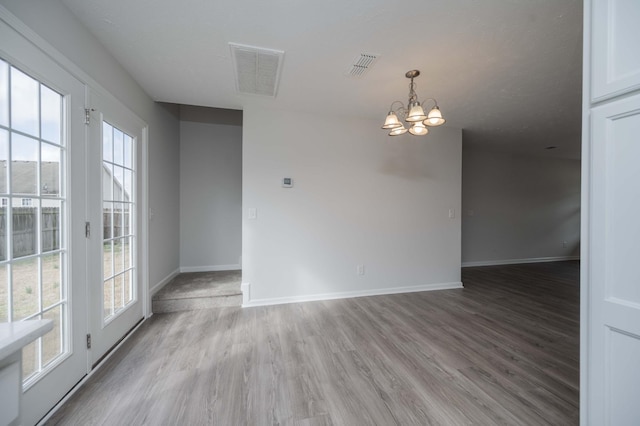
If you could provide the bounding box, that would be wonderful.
[0,161,129,201]
[0,160,60,195]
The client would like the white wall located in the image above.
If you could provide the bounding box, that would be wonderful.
[0,0,181,288]
[461,149,580,266]
[179,115,242,271]
[242,106,462,305]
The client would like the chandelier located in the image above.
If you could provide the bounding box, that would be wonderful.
[381,70,446,136]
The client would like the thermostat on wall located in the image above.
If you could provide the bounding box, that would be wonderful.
[282,177,293,188]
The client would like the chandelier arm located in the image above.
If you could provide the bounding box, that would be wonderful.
[388,100,405,112]
[420,97,439,108]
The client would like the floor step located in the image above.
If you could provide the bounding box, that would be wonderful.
[152,270,242,313]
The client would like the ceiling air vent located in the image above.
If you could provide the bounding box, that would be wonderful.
[230,43,285,97]
[346,53,379,78]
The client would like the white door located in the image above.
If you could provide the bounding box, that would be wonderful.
[583,1,640,425]
[0,20,88,426]
[86,89,145,365]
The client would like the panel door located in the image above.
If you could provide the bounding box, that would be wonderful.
[588,93,640,424]
[591,0,640,101]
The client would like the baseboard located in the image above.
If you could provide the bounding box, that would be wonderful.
[179,264,241,273]
[242,281,463,308]
[149,268,180,296]
[461,256,580,268]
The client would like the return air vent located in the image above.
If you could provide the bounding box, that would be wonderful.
[346,53,379,78]
[230,43,285,97]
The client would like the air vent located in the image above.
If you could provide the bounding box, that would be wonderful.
[230,43,285,97]
[346,53,379,78]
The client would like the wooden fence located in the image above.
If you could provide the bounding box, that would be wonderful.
[0,207,60,259]
[0,207,130,260]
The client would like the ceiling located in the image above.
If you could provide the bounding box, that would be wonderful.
[60,0,583,159]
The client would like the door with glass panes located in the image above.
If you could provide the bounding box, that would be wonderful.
[87,89,144,365]
[1,19,88,426]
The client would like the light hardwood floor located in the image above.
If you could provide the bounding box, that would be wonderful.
[46,261,579,425]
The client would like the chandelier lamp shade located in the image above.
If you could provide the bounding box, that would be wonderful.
[381,70,446,136]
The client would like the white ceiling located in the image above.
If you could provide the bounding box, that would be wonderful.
[61,0,583,158]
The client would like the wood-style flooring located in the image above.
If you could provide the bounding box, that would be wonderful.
[45,261,579,425]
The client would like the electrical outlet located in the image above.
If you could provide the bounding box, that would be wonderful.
[357,265,365,275]
[248,208,257,220]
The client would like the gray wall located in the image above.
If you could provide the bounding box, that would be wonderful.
[462,148,581,266]
[243,106,462,305]
[179,106,242,271]
[1,0,181,288]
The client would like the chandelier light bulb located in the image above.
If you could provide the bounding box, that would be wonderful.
[388,125,408,136]
[381,112,402,129]
[424,106,446,126]
[409,122,429,136]
[406,103,427,122]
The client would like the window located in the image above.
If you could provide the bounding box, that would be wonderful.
[0,58,67,383]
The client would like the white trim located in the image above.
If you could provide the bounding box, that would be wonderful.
[149,268,180,297]
[179,264,241,273]
[242,281,463,308]
[35,316,147,426]
[241,282,250,306]
[141,126,150,318]
[461,256,580,268]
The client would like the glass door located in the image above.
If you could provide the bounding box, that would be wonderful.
[1,20,88,426]
[87,90,144,365]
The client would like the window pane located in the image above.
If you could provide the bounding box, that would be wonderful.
[103,162,112,201]
[0,60,8,127]
[103,202,113,240]
[124,270,132,304]
[13,203,37,258]
[113,127,124,166]
[114,238,123,274]
[123,203,131,236]
[42,200,61,252]
[0,204,5,262]
[41,143,61,196]
[103,240,113,280]
[42,305,63,367]
[123,169,132,203]
[123,236,131,271]
[103,122,113,163]
[103,278,114,318]
[11,133,38,195]
[0,264,6,321]
[42,253,61,309]
[40,85,62,144]
[113,166,124,202]
[0,129,7,194]
[114,273,124,312]
[113,203,123,239]
[124,134,132,169]
[11,67,39,137]
[12,257,39,320]
[22,338,38,380]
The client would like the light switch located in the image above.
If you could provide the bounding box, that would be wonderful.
[248,208,257,220]
[448,208,455,219]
